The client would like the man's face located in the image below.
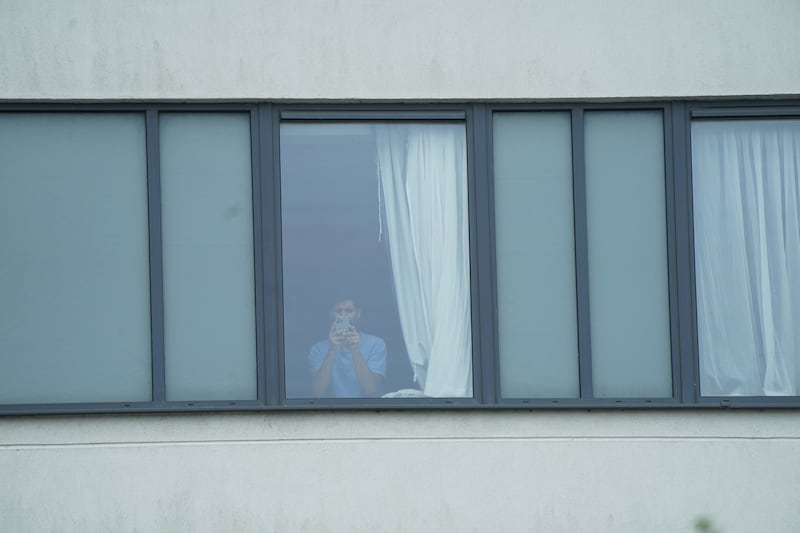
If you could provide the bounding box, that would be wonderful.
[331,300,360,325]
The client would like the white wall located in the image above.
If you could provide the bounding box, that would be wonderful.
[1,0,799,100]
[3,1,800,532]
[1,411,799,532]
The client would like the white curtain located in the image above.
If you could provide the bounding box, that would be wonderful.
[693,120,800,396]
[375,123,472,397]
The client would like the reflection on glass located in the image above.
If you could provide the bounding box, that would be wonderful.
[693,119,800,396]
[493,112,579,398]
[281,122,473,399]
[0,113,152,404]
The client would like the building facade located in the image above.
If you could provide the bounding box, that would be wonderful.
[2,1,800,531]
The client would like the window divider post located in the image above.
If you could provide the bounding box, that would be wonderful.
[145,108,167,404]
[571,106,594,399]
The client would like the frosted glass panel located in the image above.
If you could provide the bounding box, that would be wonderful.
[160,113,256,401]
[0,113,151,403]
[493,113,579,398]
[585,111,672,398]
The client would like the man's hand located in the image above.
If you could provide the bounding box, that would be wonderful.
[328,324,347,350]
[342,328,360,350]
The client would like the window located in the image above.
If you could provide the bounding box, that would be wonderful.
[0,113,152,404]
[1,101,799,413]
[159,113,257,401]
[691,116,800,397]
[493,112,579,398]
[279,120,472,399]
[583,111,672,398]
[492,108,674,402]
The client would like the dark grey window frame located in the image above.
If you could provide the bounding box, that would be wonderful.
[1,99,799,415]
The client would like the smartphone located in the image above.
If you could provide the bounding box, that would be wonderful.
[334,315,351,333]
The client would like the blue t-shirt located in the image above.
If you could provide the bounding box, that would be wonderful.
[309,332,387,397]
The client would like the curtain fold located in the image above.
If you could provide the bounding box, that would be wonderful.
[693,120,800,396]
[375,123,472,397]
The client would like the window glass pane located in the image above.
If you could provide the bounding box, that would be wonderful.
[585,111,672,398]
[160,113,256,401]
[281,122,473,399]
[693,119,800,396]
[493,112,579,398]
[0,113,151,404]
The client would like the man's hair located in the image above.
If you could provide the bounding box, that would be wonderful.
[330,294,360,310]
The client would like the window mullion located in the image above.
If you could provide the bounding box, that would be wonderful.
[571,107,594,400]
[471,103,497,404]
[669,103,696,403]
[145,108,167,404]
[250,107,268,405]
[260,103,282,406]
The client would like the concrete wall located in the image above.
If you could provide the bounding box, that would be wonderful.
[1,0,799,100]
[2,411,800,532]
[3,1,800,531]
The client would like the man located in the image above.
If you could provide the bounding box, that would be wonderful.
[309,298,386,398]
